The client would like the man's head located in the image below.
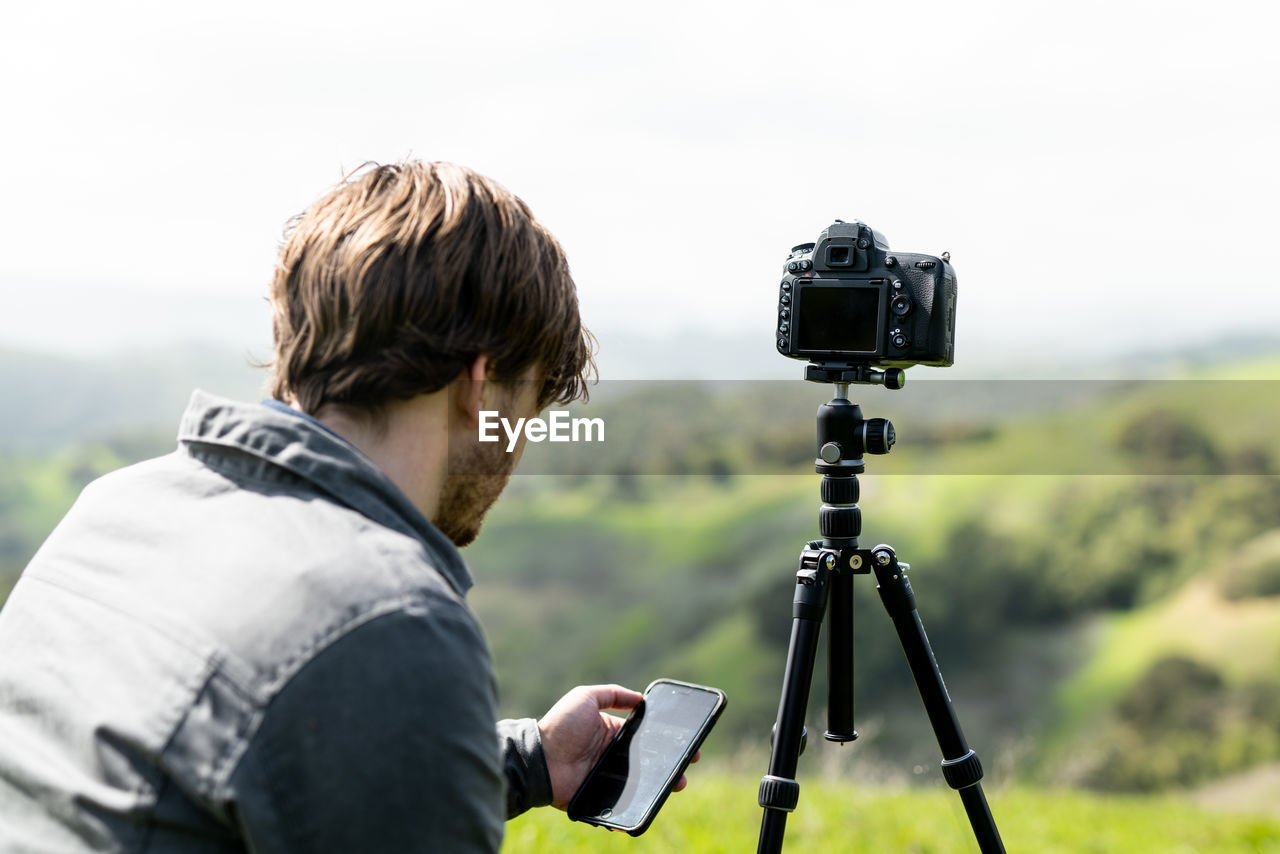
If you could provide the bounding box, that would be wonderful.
[269,161,593,544]
[269,160,594,418]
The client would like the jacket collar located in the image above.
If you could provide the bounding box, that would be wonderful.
[176,390,473,596]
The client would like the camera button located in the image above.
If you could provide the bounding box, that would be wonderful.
[781,281,792,291]
[780,294,791,305]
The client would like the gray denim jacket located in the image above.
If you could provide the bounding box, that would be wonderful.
[0,391,552,852]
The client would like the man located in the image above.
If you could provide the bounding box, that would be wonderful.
[0,161,666,851]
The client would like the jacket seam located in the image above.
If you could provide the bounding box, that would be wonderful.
[206,588,474,794]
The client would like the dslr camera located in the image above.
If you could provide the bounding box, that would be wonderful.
[776,220,956,382]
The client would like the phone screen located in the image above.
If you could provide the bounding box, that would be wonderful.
[569,680,725,834]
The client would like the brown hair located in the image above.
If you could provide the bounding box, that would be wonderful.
[268,161,594,414]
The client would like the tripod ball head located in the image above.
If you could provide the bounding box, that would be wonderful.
[815,397,896,474]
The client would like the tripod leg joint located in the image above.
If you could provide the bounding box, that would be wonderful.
[940,749,985,790]
[758,775,800,813]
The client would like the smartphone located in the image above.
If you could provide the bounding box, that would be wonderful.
[568,678,726,836]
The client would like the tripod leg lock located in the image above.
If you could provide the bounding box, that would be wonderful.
[940,749,985,790]
[758,775,801,812]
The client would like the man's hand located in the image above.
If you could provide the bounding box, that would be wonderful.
[537,684,699,810]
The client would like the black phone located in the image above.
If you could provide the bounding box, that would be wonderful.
[568,678,726,836]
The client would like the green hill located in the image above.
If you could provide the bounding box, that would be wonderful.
[0,344,265,452]
[464,367,1280,796]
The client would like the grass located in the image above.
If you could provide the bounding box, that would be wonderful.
[504,775,1280,852]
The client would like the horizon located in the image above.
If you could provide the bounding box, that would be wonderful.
[3,291,1280,383]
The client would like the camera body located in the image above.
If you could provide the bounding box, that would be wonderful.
[776,220,956,370]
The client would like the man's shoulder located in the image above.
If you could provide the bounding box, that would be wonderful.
[220,507,478,675]
[24,393,487,709]
[175,483,479,691]
[38,441,478,689]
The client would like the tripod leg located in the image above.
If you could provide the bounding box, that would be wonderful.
[757,554,832,854]
[869,546,1006,854]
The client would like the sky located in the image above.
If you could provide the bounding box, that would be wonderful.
[1,0,1277,379]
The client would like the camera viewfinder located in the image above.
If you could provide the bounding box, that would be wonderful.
[827,246,853,266]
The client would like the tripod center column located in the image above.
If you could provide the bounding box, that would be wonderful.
[819,474,861,545]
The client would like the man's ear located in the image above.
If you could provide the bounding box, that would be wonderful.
[453,354,492,429]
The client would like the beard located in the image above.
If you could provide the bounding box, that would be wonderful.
[433,435,518,547]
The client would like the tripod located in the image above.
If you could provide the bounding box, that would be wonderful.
[756,369,1005,853]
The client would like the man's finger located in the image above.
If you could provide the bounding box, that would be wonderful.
[581,683,644,712]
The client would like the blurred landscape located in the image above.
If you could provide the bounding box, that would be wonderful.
[3,342,1280,845]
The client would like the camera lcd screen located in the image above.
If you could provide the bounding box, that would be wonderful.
[569,682,721,829]
[795,283,883,354]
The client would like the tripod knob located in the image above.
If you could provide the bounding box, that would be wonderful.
[818,442,842,464]
[863,419,895,455]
